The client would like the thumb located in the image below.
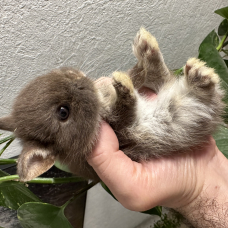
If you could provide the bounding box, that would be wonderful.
[87,122,146,209]
[88,121,134,181]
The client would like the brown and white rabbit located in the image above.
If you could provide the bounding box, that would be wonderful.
[0,28,224,182]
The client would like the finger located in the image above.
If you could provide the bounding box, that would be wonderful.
[88,122,134,185]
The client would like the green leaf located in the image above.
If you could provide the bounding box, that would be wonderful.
[54,160,71,173]
[0,169,10,177]
[0,181,41,210]
[215,6,228,20]
[101,182,162,216]
[198,43,228,85]
[18,202,73,228]
[101,182,117,200]
[153,213,181,228]
[141,206,162,217]
[199,30,219,50]
[213,126,228,158]
[218,19,228,36]
[224,59,228,67]
[0,170,40,210]
[198,43,228,123]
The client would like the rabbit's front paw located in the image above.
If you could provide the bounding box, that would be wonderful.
[111,72,137,129]
[133,27,159,62]
[185,58,219,89]
[112,72,135,98]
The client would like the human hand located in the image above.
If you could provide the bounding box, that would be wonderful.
[88,81,228,227]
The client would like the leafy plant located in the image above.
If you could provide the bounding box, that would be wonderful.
[153,213,181,228]
[0,5,228,228]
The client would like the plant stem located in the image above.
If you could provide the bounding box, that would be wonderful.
[217,31,228,51]
[0,135,15,145]
[62,181,98,208]
[28,176,85,184]
[0,175,85,184]
[157,206,162,215]
[0,136,15,156]
[0,158,17,165]
[174,67,183,75]
[0,175,19,182]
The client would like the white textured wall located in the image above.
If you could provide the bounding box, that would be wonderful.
[0,1,227,228]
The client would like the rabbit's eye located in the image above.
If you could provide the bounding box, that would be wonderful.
[57,106,69,121]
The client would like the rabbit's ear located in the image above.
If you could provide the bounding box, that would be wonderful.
[17,143,55,182]
[0,116,16,132]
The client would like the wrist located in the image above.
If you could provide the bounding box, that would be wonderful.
[176,147,228,227]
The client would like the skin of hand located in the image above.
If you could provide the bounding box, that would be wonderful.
[88,79,228,224]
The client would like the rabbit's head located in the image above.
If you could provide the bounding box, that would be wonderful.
[0,68,102,181]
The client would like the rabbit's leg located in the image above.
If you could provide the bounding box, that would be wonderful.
[129,28,172,92]
[110,71,137,130]
[184,58,223,102]
[178,58,224,138]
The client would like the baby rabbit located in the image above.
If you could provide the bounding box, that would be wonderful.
[0,28,224,182]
